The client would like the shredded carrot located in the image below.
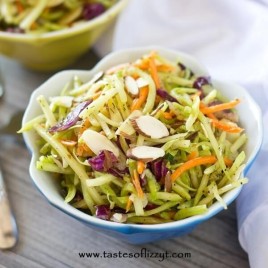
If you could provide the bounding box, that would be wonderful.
[134,59,149,70]
[206,113,217,120]
[224,158,233,167]
[78,118,90,137]
[157,64,175,72]
[135,56,175,73]
[207,113,243,133]
[171,156,217,182]
[16,1,24,13]
[211,119,243,133]
[148,56,161,89]
[132,170,144,198]
[76,143,93,157]
[30,22,38,30]
[131,73,140,80]
[125,197,133,212]
[199,102,206,109]
[187,151,198,161]
[200,99,240,114]
[76,145,83,156]
[162,111,175,120]
[137,161,146,175]
[191,90,202,99]
[171,156,233,182]
[155,95,161,106]
[131,86,149,111]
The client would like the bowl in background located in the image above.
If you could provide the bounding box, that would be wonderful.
[0,0,128,72]
[22,47,263,244]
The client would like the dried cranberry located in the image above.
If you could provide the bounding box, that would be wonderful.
[193,76,211,98]
[156,89,178,102]
[113,207,126,214]
[193,76,211,90]
[145,204,158,210]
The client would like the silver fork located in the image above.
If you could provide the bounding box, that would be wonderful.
[0,167,18,249]
[0,110,23,249]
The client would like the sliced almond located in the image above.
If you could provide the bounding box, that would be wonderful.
[136,77,149,88]
[164,171,172,192]
[131,115,169,139]
[110,213,127,223]
[150,102,165,116]
[81,129,119,157]
[115,110,142,136]
[127,146,165,162]
[125,76,139,96]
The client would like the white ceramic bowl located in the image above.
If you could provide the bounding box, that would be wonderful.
[22,47,263,244]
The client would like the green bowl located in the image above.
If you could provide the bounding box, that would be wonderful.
[0,0,128,72]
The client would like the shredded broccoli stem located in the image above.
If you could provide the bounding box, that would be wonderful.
[198,112,226,173]
[127,216,171,224]
[33,124,103,207]
[174,205,208,220]
[37,95,57,127]
[20,0,49,30]
[127,201,180,218]
[86,174,115,187]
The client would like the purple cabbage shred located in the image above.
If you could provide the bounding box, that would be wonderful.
[88,150,127,178]
[108,167,128,178]
[88,150,116,171]
[95,205,111,220]
[83,3,106,20]
[6,27,24,34]
[150,159,169,182]
[156,89,178,102]
[49,100,91,133]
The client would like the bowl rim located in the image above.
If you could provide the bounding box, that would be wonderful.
[22,46,263,233]
[0,0,128,43]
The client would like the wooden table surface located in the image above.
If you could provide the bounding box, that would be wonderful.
[0,51,249,268]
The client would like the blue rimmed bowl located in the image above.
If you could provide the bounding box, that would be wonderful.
[22,46,263,244]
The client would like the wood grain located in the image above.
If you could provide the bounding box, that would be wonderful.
[0,52,249,268]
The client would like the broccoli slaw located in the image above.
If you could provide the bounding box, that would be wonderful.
[19,51,248,224]
[0,0,117,34]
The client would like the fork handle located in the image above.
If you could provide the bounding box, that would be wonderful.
[0,167,17,249]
